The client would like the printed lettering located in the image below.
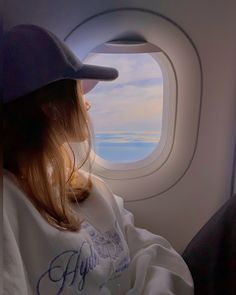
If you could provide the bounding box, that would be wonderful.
[36,241,99,294]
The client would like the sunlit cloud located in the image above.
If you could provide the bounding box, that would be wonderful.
[95,133,161,144]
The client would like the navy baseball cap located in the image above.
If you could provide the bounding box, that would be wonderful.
[3,24,118,103]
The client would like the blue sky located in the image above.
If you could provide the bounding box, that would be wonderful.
[85,53,163,134]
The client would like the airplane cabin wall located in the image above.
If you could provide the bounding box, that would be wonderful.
[4,0,236,252]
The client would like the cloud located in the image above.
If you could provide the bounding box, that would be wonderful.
[85,53,164,133]
[88,83,163,103]
[88,92,163,132]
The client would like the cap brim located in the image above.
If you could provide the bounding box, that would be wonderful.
[76,64,119,81]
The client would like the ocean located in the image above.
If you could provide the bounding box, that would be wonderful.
[94,132,160,163]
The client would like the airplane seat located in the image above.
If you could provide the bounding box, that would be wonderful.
[182,194,236,295]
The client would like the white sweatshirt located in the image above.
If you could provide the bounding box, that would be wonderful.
[3,172,193,295]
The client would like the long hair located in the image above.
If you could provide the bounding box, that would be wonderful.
[3,79,93,231]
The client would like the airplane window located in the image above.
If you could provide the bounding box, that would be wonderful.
[85,53,163,163]
[66,9,200,181]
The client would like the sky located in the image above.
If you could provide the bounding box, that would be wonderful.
[85,53,163,135]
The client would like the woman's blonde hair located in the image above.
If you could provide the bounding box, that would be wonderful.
[3,79,92,231]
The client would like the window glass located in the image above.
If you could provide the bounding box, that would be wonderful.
[85,53,163,163]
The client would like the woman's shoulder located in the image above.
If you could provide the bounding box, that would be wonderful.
[3,170,32,210]
[3,170,59,237]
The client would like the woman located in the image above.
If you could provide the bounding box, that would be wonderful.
[3,24,193,294]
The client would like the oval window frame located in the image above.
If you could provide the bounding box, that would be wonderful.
[65,9,202,200]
